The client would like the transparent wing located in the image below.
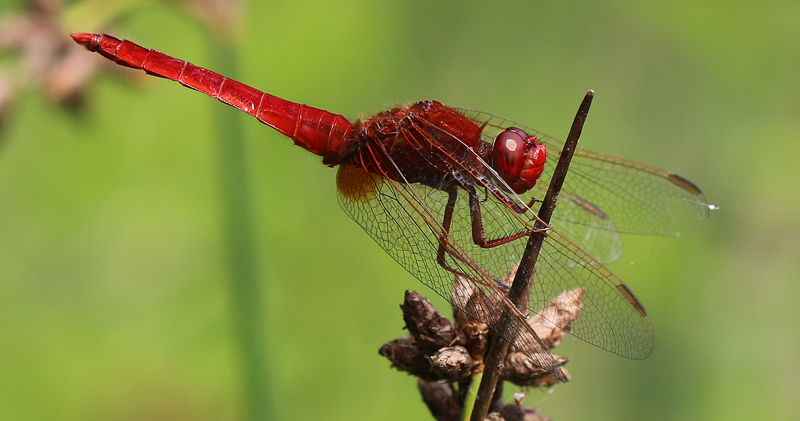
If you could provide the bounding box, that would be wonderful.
[336,163,567,380]
[532,228,653,359]
[456,108,711,264]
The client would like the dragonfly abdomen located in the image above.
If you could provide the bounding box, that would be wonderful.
[71,33,354,165]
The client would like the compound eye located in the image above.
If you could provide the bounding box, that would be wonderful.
[491,127,529,185]
[505,127,529,138]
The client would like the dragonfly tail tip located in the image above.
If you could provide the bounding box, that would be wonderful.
[69,32,92,46]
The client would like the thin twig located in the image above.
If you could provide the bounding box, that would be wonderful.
[469,90,595,421]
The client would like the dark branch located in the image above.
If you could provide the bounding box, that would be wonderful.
[469,90,594,421]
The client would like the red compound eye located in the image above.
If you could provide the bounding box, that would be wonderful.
[491,127,528,185]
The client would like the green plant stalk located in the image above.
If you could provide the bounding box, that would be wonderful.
[461,371,483,421]
[209,38,273,420]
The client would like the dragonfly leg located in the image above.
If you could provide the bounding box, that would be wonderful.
[436,188,468,274]
[434,187,501,288]
[468,187,544,248]
[526,196,542,209]
[493,192,540,214]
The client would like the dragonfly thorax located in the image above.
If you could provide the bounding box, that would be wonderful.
[349,101,486,190]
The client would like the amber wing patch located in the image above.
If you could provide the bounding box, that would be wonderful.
[336,164,384,203]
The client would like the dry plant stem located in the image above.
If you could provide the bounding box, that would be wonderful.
[469,90,595,421]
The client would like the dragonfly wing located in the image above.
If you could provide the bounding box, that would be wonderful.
[534,229,654,359]
[432,165,654,359]
[433,167,654,359]
[456,108,710,246]
[402,113,655,359]
[335,161,567,381]
[531,182,625,264]
[550,146,710,236]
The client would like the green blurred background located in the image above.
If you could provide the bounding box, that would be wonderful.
[1,0,798,420]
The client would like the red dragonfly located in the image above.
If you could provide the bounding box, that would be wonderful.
[71,33,711,382]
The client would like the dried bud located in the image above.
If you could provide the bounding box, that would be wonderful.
[402,290,465,353]
[429,346,480,381]
[529,289,584,350]
[501,351,569,387]
[379,335,439,380]
[486,413,505,421]
[497,403,551,421]
[383,287,583,419]
[454,307,490,361]
[500,289,583,386]
[418,380,461,421]
[452,276,505,331]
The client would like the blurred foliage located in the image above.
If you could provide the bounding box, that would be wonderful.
[0,0,798,420]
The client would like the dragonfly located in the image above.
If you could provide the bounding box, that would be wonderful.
[71,33,711,382]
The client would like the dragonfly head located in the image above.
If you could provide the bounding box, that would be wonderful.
[491,127,546,194]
